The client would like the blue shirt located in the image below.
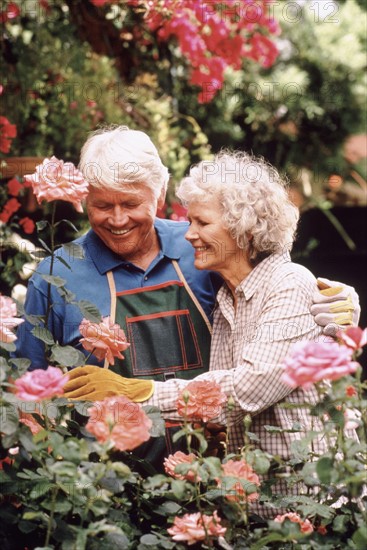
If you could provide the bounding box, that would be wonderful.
[16,218,222,369]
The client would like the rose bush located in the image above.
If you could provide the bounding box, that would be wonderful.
[1,311,367,548]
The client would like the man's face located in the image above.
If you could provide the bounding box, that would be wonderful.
[86,185,163,261]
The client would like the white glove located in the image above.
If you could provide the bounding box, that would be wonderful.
[311,277,361,337]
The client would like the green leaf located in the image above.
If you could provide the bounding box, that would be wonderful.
[0,404,19,435]
[63,241,85,259]
[153,501,181,517]
[50,344,86,367]
[76,300,102,323]
[41,274,67,287]
[19,429,36,452]
[139,534,162,546]
[0,341,16,352]
[24,313,44,326]
[316,456,334,484]
[10,358,31,372]
[56,255,72,271]
[250,532,288,549]
[353,526,367,550]
[142,406,165,438]
[171,479,187,499]
[37,238,52,254]
[36,220,49,231]
[31,326,55,345]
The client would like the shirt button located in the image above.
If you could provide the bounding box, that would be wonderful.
[144,276,148,281]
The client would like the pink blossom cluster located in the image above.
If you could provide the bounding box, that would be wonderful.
[164,451,201,482]
[218,458,260,502]
[176,380,227,422]
[0,294,24,343]
[24,156,89,213]
[167,510,226,545]
[85,395,152,451]
[164,452,260,502]
[79,316,130,366]
[142,0,279,102]
[281,340,359,390]
[91,0,279,102]
[274,512,314,534]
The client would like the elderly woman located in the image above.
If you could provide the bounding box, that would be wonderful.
[147,151,323,457]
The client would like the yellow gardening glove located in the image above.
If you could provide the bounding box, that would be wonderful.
[311,277,361,336]
[63,365,154,402]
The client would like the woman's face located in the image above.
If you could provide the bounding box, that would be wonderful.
[185,197,242,275]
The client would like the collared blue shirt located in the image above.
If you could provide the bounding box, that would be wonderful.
[16,218,222,369]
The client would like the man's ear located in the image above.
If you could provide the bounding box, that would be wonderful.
[157,186,167,210]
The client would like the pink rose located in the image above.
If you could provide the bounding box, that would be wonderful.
[274,512,314,534]
[164,451,201,482]
[177,380,227,422]
[79,316,130,366]
[15,366,68,401]
[281,341,359,389]
[167,510,226,545]
[217,459,260,503]
[0,294,24,343]
[85,395,152,451]
[24,156,89,213]
[337,326,367,351]
[19,412,44,435]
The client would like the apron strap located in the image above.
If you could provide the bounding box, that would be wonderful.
[105,270,117,369]
[172,260,212,335]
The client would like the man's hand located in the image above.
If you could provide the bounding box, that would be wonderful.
[311,277,361,336]
[63,365,154,402]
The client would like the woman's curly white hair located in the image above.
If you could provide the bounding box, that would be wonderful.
[176,150,299,264]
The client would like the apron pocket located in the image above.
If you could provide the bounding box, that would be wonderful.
[126,309,203,377]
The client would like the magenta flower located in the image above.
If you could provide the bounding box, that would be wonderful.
[24,155,89,213]
[15,366,68,401]
[281,341,359,389]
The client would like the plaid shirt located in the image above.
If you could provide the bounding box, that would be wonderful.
[150,252,326,459]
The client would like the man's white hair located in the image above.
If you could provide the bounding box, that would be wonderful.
[79,126,169,198]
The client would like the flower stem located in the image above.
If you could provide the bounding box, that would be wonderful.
[45,483,58,547]
[44,202,57,328]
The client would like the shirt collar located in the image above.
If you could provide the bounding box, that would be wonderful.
[154,218,182,260]
[238,252,290,300]
[216,252,290,304]
[85,218,182,275]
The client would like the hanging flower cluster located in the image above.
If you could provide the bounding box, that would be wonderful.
[91,0,279,102]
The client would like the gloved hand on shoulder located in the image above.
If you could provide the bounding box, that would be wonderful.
[311,277,361,336]
[63,365,154,402]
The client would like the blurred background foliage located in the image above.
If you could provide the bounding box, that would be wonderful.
[1,0,365,186]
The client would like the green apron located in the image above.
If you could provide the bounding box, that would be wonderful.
[105,260,212,470]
